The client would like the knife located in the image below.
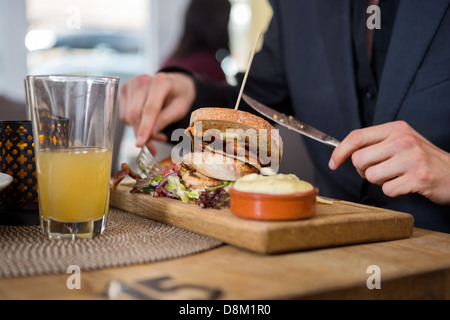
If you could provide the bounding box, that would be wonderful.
[243,94,340,148]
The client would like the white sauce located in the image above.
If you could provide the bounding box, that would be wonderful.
[233,173,314,195]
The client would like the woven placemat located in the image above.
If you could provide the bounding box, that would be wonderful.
[0,208,223,278]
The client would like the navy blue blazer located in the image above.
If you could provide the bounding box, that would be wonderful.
[190,0,450,232]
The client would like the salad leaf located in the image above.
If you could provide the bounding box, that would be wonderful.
[206,181,232,191]
[197,188,230,209]
[140,170,230,209]
[142,175,164,193]
[167,175,199,203]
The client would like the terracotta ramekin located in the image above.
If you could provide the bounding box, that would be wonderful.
[228,186,319,221]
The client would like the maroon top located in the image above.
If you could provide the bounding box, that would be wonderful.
[162,50,226,83]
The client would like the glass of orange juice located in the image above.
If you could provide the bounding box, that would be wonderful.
[25,75,119,239]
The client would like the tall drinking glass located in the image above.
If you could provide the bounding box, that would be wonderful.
[25,75,119,239]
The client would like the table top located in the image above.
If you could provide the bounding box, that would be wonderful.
[0,227,449,300]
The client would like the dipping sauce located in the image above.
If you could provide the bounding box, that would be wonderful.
[233,173,314,195]
[229,174,318,221]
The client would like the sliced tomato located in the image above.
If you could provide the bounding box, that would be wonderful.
[162,164,180,176]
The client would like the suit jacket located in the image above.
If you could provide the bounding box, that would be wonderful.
[189,0,450,232]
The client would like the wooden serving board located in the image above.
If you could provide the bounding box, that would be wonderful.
[110,183,414,254]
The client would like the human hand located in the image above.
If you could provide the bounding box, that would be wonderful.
[119,72,196,154]
[329,121,450,206]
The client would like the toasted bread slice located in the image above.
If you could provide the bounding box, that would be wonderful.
[186,107,283,166]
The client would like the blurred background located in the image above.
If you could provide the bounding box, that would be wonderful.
[0,0,314,183]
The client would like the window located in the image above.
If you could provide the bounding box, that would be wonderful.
[24,0,176,173]
[26,0,150,83]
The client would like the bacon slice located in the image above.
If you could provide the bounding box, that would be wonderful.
[112,163,142,190]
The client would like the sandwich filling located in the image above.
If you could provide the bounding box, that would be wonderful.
[112,107,283,209]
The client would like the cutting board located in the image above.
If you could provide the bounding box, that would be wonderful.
[110,183,414,254]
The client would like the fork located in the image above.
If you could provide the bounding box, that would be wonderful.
[136,145,163,178]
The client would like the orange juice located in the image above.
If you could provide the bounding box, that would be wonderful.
[37,148,112,222]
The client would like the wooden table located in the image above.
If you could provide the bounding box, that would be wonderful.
[0,227,449,300]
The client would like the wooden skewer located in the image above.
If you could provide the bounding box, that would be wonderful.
[234,31,263,110]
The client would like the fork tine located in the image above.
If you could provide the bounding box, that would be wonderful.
[136,145,163,178]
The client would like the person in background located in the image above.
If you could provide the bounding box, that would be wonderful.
[119,0,450,233]
[161,0,231,83]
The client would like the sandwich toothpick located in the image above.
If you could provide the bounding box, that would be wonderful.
[235,31,263,110]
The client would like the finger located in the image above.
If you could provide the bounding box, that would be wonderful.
[156,100,190,133]
[381,174,413,199]
[360,137,427,191]
[382,144,450,204]
[153,132,168,143]
[356,168,366,180]
[119,83,128,122]
[381,167,435,200]
[357,130,430,185]
[364,155,406,186]
[127,76,155,134]
[330,124,392,170]
[154,73,195,133]
[136,73,173,147]
[146,141,158,156]
[350,138,400,180]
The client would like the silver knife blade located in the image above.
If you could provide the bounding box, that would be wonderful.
[243,94,340,148]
